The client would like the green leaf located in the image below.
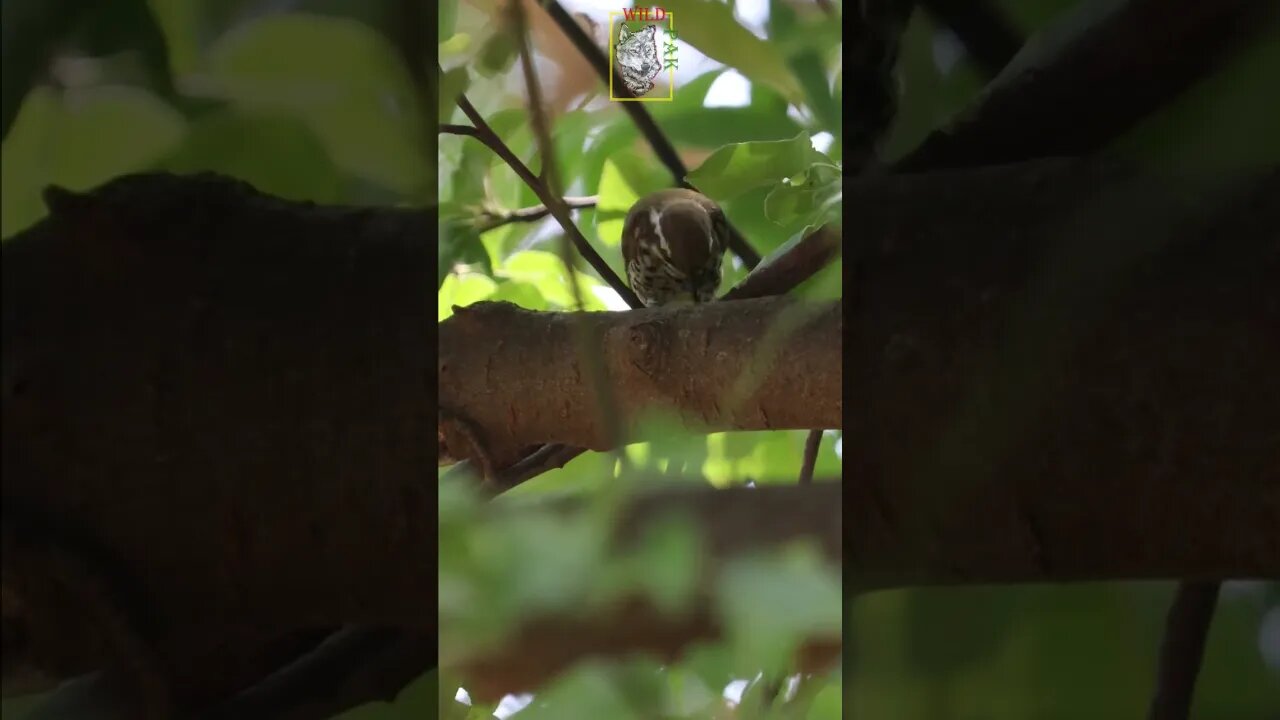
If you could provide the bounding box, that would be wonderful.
[487,278,549,312]
[655,107,802,149]
[518,663,643,720]
[627,512,702,614]
[721,184,807,256]
[650,70,802,148]
[1108,29,1280,171]
[207,13,426,194]
[161,111,341,204]
[582,119,641,191]
[718,546,841,677]
[595,158,644,248]
[439,0,458,42]
[544,109,594,189]
[475,28,517,78]
[654,69,725,112]
[500,250,607,311]
[74,0,176,97]
[2,85,186,238]
[2,0,89,141]
[768,0,841,136]
[659,0,802,102]
[438,32,471,59]
[48,86,187,189]
[438,203,492,288]
[806,682,842,720]
[146,0,201,78]
[881,11,942,162]
[762,162,841,227]
[437,271,497,321]
[792,256,842,302]
[686,131,820,202]
[439,65,470,123]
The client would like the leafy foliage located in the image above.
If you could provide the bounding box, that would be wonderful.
[437,1,844,717]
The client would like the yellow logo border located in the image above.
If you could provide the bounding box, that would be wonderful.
[608,11,676,102]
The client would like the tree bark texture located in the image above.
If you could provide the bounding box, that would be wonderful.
[849,159,1280,589]
[438,296,843,468]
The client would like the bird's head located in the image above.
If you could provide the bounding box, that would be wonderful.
[621,189,728,307]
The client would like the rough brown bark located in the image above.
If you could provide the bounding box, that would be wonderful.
[438,297,842,468]
[849,159,1280,589]
[2,173,435,710]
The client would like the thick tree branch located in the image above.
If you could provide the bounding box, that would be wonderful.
[467,222,844,490]
[895,0,1277,171]
[438,297,842,467]
[849,159,1280,588]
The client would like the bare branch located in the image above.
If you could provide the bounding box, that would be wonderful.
[799,430,822,485]
[721,224,841,302]
[475,196,597,232]
[541,0,762,268]
[439,124,480,137]
[510,0,629,459]
[446,90,642,307]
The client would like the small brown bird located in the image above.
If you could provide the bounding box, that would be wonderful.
[620,188,728,307]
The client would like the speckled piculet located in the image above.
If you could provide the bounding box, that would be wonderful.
[621,189,728,307]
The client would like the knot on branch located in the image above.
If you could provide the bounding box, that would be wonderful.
[626,319,667,380]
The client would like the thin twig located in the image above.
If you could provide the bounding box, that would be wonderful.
[1148,581,1221,720]
[541,0,762,268]
[476,197,598,232]
[446,87,641,307]
[439,124,480,137]
[510,0,628,457]
[798,430,822,485]
[510,0,575,301]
